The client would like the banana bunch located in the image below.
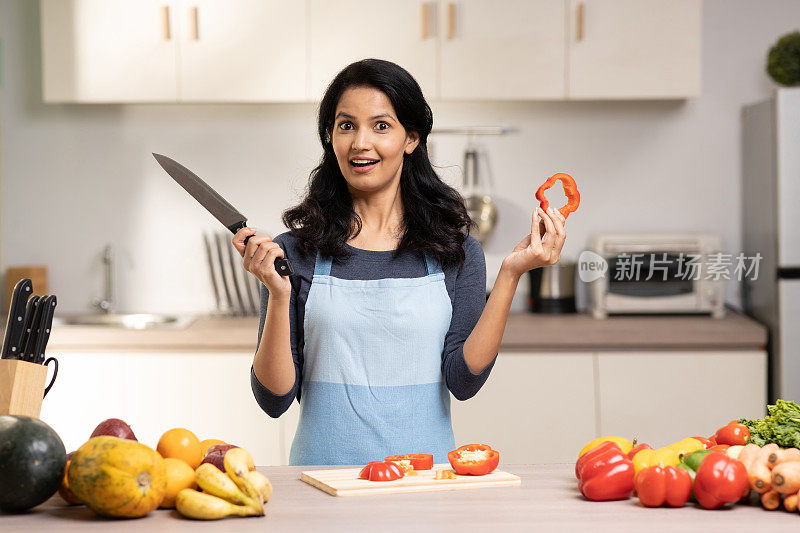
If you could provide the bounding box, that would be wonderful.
[176,448,273,520]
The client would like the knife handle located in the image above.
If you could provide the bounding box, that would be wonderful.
[2,278,32,359]
[33,295,57,364]
[228,221,294,277]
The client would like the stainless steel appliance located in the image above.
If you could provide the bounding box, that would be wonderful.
[528,263,576,313]
[587,233,725,319]
[742,88,800,402]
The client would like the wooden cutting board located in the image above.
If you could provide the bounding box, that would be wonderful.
[300,464,521,497]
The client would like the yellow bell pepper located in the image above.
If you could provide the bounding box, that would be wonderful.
[578,436,633,458]
[631,447,680,474]
[666,437,705,457]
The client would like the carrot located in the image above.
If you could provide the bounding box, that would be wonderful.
[772,461,800,494]
[737,443,762,470]
[759,443,781,466]
[774,448,800,466]
[750,463,773,493]
[784,493,798,512]
[761,489,781,510]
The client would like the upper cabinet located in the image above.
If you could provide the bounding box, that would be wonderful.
[40,0,702,103]
[42,0,179,102]
[438,0,565,100]
[567,0,702,99]
[308,0,437,102]
[41,0,306,103]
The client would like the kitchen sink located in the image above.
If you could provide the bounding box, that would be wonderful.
[52,313,196,330]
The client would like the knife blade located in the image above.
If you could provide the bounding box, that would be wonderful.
[21,296,43,362]
[1,278,33,359]
[152,153,293,277]
[32,295,57,364]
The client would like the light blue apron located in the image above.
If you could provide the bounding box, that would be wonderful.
[289,249,455,465]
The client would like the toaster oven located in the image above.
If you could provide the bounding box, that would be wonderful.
[585,233,726,319]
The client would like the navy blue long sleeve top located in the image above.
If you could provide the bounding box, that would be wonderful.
[250,231,496,418]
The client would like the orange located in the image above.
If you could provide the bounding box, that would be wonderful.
[156,428,203,469]
[159,458,196,508]
[199,438,226,458]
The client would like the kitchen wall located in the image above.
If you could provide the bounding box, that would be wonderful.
[1,0,798,314]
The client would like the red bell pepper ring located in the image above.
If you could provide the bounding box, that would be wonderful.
[577,444,635,501]
[385,454,434,471]
[359,461,404,482]
[535,173,580,219]
[693,451,749,509]
[447,444,500,476]
[714,421,750,446]
[635,465,692,508]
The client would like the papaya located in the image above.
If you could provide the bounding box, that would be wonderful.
[58,452,83,505]
[68,436,167,518]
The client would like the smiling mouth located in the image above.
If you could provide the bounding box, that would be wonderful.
[350,159,379,167]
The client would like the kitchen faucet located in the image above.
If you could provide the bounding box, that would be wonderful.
[92,244,115,314]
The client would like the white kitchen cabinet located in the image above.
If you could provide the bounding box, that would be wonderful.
[307,0,438,101]
[38,350,287,465]
[450,352,597,464]
[566,0,701,99]
[38,351,128,453]
[41,0,179,102]
[41,0,307,103]
[177,0,306,102]
[438,0,565,100]
[597,351,767,448]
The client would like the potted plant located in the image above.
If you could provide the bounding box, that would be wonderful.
[767,31,800,86]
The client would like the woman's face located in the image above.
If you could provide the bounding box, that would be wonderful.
[330,86,419,195]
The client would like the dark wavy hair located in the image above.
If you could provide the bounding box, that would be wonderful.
[281,58,474,272]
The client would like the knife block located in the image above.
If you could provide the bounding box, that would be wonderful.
[0,359,48,418]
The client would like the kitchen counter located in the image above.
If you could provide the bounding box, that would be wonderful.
[4,464,798,532]
[40,311,767,352]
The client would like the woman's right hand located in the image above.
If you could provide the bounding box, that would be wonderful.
[232,228,291,300]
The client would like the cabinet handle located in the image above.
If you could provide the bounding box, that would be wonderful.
[190,6,199,41]
[576,2,585,42]
[161,5,171,41]
[421,2,429,39]
[447,2,456,40]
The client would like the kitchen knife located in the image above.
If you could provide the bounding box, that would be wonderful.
[32,295,57,364]
[21,296,43,362]
[18,295,40,357]
[1,278,32,359]
[152,153,293,277]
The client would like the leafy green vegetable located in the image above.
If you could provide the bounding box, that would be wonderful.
[740,400,800,448]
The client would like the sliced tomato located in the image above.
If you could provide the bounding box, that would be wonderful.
[385,454,434,471]
[358,461,404,482]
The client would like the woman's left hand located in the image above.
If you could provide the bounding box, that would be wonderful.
[501,207,566,278]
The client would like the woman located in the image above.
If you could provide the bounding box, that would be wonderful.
[233,59,566,465]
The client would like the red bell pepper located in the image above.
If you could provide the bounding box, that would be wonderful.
[628,442,652,460]
[692,436,714,449]
[576,441,619,479]
[577,443,635,501]
[385,454,434,471]
[447,444,499,476]
[359,461,404,482]
[693,451,749,509]
[709,444,731,453]
[714,421,750,446]
[635,465,692,508]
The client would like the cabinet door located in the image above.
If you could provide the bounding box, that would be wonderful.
[41,0,179,102]
[597,351,766,447]
[439,0,565,100]
[450,352,596,464]
[308,0,438,101]
[177,0,306,102]
[121,352,284,466]
[38,351,127,453]
[567,0,701,99]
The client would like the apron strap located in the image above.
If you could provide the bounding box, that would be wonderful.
[423,251,442,276]
[314,250,333,276]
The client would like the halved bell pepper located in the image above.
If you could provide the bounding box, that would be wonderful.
[635,465,692,508]
[577,443,635,501]
[447,444,499,476]
[385,454,434,471]
[579,436,633,458]
[632,447,681,474]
